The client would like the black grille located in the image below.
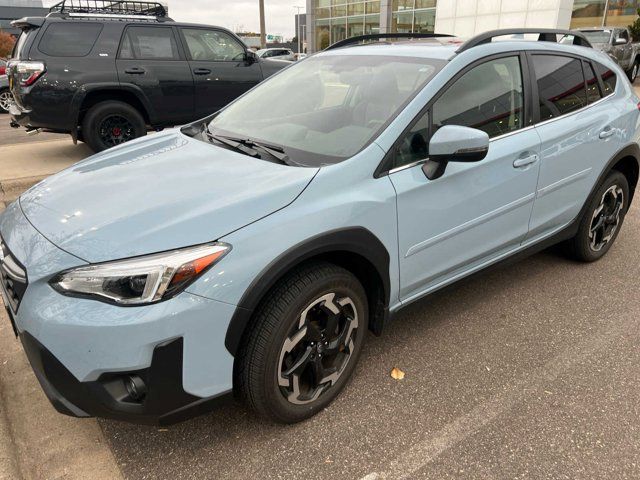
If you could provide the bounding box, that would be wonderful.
[0,237,28,313]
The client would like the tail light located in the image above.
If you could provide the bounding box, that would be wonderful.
[13,61,46,87]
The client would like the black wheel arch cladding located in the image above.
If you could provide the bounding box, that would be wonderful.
[224,227,391,356]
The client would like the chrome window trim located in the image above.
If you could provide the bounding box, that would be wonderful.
[533,94,612,129]
[388,159,428,175]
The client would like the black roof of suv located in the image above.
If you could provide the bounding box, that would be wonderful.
[7,0,287,151]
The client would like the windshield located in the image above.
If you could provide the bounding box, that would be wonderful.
[208,54,445,166]
[580,30,612,44]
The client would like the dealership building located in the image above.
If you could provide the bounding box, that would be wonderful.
[305,0,640,51]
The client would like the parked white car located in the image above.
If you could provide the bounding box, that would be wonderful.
[255,48,295,62]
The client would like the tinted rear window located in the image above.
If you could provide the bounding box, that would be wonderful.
[39,23,103,57]
[119,26,180,60]
[593,61,617,96]
[12,30,35,59]
[532,55,587,121]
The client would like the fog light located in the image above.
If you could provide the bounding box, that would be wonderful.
[125,375,147,401]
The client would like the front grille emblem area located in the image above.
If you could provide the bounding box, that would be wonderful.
[0,237,28,313]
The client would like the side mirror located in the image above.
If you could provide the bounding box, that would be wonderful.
[245,50,258,64]
[615,37,628,45]
[422,125,489,180]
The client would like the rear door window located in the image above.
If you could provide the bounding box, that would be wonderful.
[119,26,180,60]
[584,62,602,103]
[532,55,588,121]
[593,61,617,96]
[38,23,103,57]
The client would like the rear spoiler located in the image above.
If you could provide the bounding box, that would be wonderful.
[10,17,45,30]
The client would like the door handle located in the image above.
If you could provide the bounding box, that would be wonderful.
[124,67,145,75]
[193,68,212,75]
[513,154,538,169]
[599,128,616,139]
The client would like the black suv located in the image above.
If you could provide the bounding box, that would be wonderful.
[7,1,288,151]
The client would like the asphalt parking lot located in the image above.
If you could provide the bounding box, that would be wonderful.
[1,114,640,479]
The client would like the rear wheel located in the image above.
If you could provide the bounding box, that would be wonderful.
[0,89,12,113]
[82,100,146,152]
[565,170,629,262]
[236,261,368,423]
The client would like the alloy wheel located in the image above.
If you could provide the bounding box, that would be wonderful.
[277,293,359,405]
[98,114,135,147]
[633,63,639,82]
[589,184,624,252]
[0,91,12,112]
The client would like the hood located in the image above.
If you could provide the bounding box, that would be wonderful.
[20,131,318,263]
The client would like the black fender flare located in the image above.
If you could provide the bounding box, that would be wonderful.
[224,227,391,356]
[70,83,155,140]
[598,142,639,203]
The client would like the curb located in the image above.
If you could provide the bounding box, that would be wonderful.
[0,311,125,480]
[0,380,22,480]
[0,176,47,206]
[0,176,124,480]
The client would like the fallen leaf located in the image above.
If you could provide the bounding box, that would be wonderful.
[390,367,405,380]
[158,428,169,432]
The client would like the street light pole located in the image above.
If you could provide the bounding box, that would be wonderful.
[602,0,610,27]
[294,6,304,55]
[259,0,267,49]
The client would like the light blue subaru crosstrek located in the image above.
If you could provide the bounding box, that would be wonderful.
[1,29,639,425]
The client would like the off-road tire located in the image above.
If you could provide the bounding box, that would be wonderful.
[82,100,146,152]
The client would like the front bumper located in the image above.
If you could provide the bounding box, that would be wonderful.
[0,201,238,425]
[20,331,233,425]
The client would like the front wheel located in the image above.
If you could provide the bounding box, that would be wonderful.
[0,89,12,113]
[236,261,368,423]
[565,170,629,262]
[81,100,146,152]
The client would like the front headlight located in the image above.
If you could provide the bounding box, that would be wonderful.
[50,243,230,306]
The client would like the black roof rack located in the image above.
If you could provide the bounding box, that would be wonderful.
[325,33,457,51]
[49,1,169,19]
[457,28,592,53]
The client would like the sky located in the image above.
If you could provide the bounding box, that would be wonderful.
[43,0,304,39]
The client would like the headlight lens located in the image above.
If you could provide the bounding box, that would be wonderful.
[50,243,230,305]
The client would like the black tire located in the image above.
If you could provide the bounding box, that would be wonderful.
[627,59,639,83]
[81,100,146,152]
[565,170,629,262]
[236,261,368,423]
[0,88,12,114]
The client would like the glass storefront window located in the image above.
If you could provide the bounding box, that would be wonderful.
[392,12,414,33]
[347,16,365,37]
[413,10,435,33]
[313,0,436,49]
[366,1,381,14]
[393,0,414,11]
[348,2,365,15]
[332,4,347,17]
[364,14,380,34]
[331,17,347,42]
[415,0,436,8]
[571,0,640,29]
[316,7,331,19]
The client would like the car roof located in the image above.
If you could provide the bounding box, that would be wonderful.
[318,36,614,65]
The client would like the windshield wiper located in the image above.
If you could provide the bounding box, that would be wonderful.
[204,129,261,158]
